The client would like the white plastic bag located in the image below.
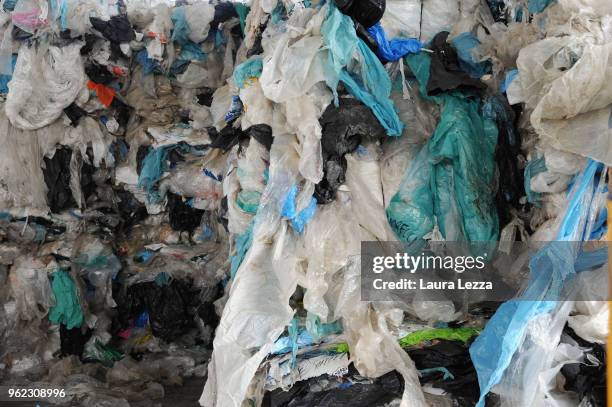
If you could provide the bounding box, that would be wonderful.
[184,3,215,43]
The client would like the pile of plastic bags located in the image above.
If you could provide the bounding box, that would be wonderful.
[0,0,609,406]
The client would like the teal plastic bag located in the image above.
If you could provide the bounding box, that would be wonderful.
[429,96,499,241]
[230,224,254,279]
[236,190,261,214]
[321,6,403,136]
[386,145,434,242]
[171,7,190,45]
[524,156,546,206]
[389,52,499,242]
[339,39,403,136]
[451,32,491,79]
[321,5,358,103]
[233,3,250,34]
[233,57,263,88]
[48,270,84,329]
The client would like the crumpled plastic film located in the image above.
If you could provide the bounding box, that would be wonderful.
[6,43,86,130]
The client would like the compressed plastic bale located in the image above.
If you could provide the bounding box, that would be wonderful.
[6,43,86,130]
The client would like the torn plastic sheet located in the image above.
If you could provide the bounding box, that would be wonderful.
[470,159,606,407]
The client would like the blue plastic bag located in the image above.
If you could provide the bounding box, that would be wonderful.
[367,22,421,62]
[469,159,605,407]
[451,32,491,79]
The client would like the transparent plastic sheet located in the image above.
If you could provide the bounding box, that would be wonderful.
[328,257,428,407]
[569,263,609,344]
[174,51,225,89]
[225,152,255,236]
[420,0,459,41]
[73,237,121,312]
[469,159,606,407]
[282,83,332,184]
[12,0,48,33]
[259,6,327,103]
[0,21,14,75]
[9,256,55,322]
[200,138,302,407]
[59,0,108,36]
[344,144,396,241]
[145,4,172,61]
[238,80,273,129]
[493,300,575,407]
[558,0,612,15]
[380,0,421,38]
[5,43,86,130]
[209,85,232,130]
[300,191,361,321]
[527,41,612,165]
[159,161,225,210]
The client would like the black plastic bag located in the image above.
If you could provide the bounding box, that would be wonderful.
[336,0,385,28]
[167,192,206,233]
[315,98,385,204]
[426,32,487,96]
[90,15,136,43]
